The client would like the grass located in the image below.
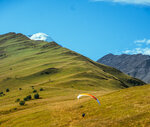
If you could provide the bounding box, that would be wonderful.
[0,32,148,127]
[0,83,150,127]
[0,32,145,91]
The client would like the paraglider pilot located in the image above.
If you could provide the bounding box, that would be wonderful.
[82,113,85,118]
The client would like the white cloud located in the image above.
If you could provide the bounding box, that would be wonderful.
[92,0,150,5]
[123,37,150,55]
[30,33,48,41]
[134,38,150,45]
[123,48,150,55]
[134,38,146,43]
[147,40,150,45]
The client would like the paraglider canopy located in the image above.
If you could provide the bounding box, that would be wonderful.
[77,93,101,105]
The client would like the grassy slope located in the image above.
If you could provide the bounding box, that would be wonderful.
[0,83,149,127]
[0,32,145,91]
[0,32,148,127]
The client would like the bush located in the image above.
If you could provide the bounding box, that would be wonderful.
[6,88,9,92]
[19,101,25,106]
[33,90,37,93]
[40,88,44,91]
[13,108,17,110]
[34,93,39,99]
[24,95,32,101]
[0,92,4,97]
[24,97,28,101]
[26,95,32,100]
[31,86,34,89]
[15,98,20,102]
[0,92,3,94]
[19,88,22,90]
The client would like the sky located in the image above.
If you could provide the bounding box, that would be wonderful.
[0,0,150,60]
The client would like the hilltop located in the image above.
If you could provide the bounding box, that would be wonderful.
[0,32,145,91]
[97,53,150,83]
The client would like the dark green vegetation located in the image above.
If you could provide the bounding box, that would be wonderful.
[6,88,9,92]
[34,93,39,99]
[19,101,25,106]
[0,32,148,127]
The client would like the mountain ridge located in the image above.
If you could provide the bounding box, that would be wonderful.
[97,53,150,83]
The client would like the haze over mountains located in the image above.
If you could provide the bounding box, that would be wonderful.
[97,53,150,83]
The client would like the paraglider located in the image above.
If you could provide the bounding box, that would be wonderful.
[77,93,100,105]
[77,93,100,118]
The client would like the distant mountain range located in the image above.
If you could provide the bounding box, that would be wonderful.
[97,53,150,83]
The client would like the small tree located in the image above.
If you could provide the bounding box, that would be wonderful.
[31,86,34,89]
[40,88,43,91]
[33,90,37,93]
[26,95,32,100]
[24,95,32,101]
[24,97,28,101]
[0,92,3,97]
[19,101,25,106]
[15,98,20,102]
[0,92,3,95]
[6,88,9,92]
[34,93,39,99]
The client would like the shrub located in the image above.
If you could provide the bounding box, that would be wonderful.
[0,92,3,94]
[15,98,20,102]
[0,92,4,97]
[31,86,34,89]
[13,108,17,110]
[33,90,37,93]
[26,95,32,100]
[40,88,43,91]
[6,88,9,92]
[34,93,39,99]
[24,97,28,101]
[19,101,25,106]
[19,88,22,90]
[24,95,32,101]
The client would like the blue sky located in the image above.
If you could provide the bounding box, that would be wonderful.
[0,0,150,60]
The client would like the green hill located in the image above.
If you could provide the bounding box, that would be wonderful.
[0,32,147,127]
[0,32,145,91]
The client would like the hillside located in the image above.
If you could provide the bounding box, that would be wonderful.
[0,32,148,127]
[97,53,150,83]
[0,81,149,127]
[0,32,145,91]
